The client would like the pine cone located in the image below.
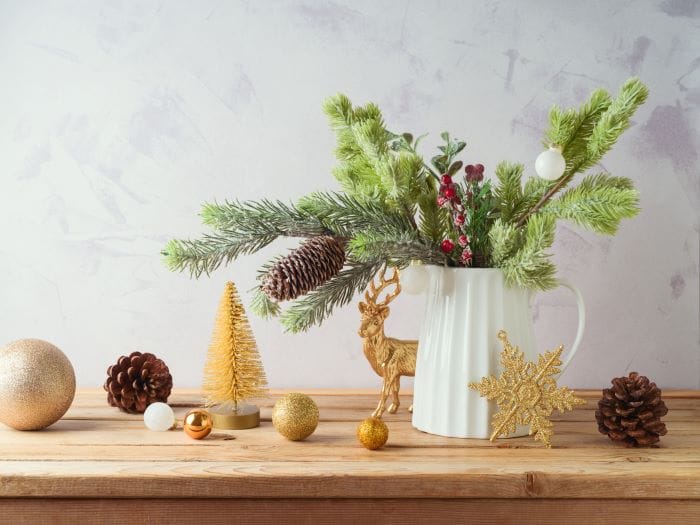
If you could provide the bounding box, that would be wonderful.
[261,235,345,301]
[104,352,173,413]
[595,372,668,447]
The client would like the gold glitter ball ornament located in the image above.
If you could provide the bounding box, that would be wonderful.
[468,330,585,448]
[183,409,213,439]
[0,339,76,430]
[357,417,389,450]
[272,393,319,441]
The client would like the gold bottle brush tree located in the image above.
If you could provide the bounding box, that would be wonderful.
[203,281,268,429]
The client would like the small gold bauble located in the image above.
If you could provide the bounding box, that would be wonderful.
[183,409,213,439]
[272,393,319,441]
[357,417,389,450]
[0,339,76,430]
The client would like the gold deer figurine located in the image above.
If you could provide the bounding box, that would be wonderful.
[358,266,417,418]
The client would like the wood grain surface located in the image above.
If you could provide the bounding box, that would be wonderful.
[0,389,698,523]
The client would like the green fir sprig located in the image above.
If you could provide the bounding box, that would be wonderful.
[163,78,646,328]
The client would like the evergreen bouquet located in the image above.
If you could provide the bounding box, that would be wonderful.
[163,78,647,333]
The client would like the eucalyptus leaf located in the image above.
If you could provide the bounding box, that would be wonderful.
[447,160,464,176]
[414,133,428,149]
[431,154,448,173]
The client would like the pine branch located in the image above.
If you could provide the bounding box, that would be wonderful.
[543,173,639,235]
[417,174,451,243]
[162,232,278,278]
[164,199,346,278]
[488,218,520,266]
[515,174,569,228]
[544,88,612,175]
[501,214,557,290]
[348,228,447,266]
[298,191,415,236]
[380,150,423,204]
[515,79,647,228]
[249,286,282,319]
[279,260,382,333]
[201,199,329,237]
[323,93,424,210]
[332,161,382,197]
[463,179,497,264]
[324,94,386,196]
[493,162,526,223]
[323,93,354,128]
[354,116,389,167]
[587,78,649,164]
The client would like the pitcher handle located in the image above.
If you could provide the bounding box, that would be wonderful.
[554,280,586,372]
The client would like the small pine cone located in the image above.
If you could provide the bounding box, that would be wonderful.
[261,235,345,301]
[104,352,173,413]
[595,372,668,447]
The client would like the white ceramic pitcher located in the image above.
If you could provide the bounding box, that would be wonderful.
[411,267,585,439]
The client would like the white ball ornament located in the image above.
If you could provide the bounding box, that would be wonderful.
[400,262,428,295]
[143,402,175,432]
[535,146,566,181]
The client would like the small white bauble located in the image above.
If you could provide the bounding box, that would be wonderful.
[400,263,428,295]
[535,146,566,180]
[143,402,175,432]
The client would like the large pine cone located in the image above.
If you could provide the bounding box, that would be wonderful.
[261,235,345,301]
[104,352,173,413]
[595,372,668,447]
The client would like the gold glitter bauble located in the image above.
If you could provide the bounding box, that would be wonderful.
[183,409,213,439]
[357,417,389,450]
[0,339,76,430]
[272,393,319,441]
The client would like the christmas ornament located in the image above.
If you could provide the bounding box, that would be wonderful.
[399,261,428,295]
[535,146,566,180]
[261,235,345,302]
[0,339,76,430]
[595,372,668,447]
[204,281,267,430]
[356,417,389,450]
[468,330,585,447]
[272,393,319,441]
[358,266,416,418]
[183,409,213,440]
[104,351,172,414]
[143,402,175,432]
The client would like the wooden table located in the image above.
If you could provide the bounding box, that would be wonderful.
[0,389,698,524]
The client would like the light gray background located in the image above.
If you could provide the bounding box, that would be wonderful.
[0,0,698,389]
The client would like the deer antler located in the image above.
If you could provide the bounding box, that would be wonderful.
[364,266,401,307]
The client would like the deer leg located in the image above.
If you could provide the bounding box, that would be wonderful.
[387,375,401,414]
[372,378,390,418]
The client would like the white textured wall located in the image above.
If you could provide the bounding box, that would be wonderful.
[0,1,698,390]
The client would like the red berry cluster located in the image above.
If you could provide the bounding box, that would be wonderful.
[465,163,484,183]
[436,163,485,265]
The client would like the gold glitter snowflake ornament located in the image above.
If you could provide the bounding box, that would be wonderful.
[468,330,585,448]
